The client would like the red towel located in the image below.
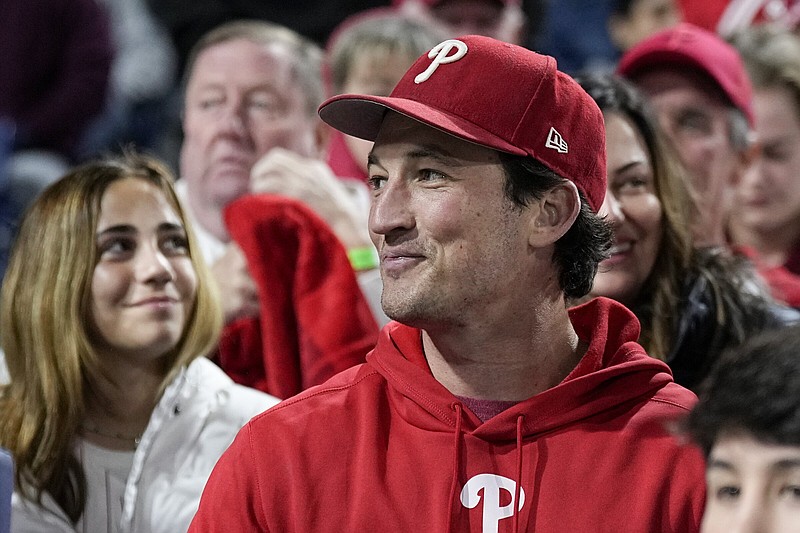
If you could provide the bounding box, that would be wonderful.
[216,194,379,399]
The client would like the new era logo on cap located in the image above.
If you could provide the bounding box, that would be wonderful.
[545,127,568,154]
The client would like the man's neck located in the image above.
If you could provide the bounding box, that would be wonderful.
[421,303,585,402]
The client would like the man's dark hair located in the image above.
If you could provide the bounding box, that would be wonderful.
[499,153,612,300]
[686,325,800,457]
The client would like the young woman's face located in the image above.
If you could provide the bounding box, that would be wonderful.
[89,178,197,366]
[702,431,800,533]
[590,111,663,306]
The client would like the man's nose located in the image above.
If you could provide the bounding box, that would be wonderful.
[369,178,415,238]
[218,101,247,137]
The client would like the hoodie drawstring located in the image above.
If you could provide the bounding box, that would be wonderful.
[447,402,463,533]
[514,414,524,533]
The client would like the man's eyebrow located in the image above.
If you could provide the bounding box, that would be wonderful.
[772,458,800,471]
[706,458,735,472]
[368,145,464,167]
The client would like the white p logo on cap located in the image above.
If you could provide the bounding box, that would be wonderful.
[414,39,468,84]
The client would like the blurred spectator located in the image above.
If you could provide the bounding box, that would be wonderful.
[0,153,277,531]
[618,22,800,306]
[580,72,798,391]
[0,0,113,285]
[0,0,113,162]
[80,0,179,160]
[618,23,755,248]
[686,325,800,532]
[325,8,447,184]
[608,0,681,53]
[393,0,528,44]
[729,26,800,276]
[680,0,800,36]
[533,0,619,74]
[178,21,381,397]
[146,0,391,75]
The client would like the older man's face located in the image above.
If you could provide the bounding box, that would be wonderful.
[635,68,744,245]
[181,38,319,228]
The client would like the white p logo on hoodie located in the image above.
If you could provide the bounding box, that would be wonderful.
[460,474,526,533]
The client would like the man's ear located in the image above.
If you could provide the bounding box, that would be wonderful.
[528,181,581,247]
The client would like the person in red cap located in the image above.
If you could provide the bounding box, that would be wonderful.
[189,35,705,532]
[618,22,756,249]
[618,22,800,308]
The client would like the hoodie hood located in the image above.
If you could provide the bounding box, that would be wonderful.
[368,297,675,442]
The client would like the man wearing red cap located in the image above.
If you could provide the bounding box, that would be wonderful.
[190,36,705,532]
[618,22,800,307]
[617,22,756,248]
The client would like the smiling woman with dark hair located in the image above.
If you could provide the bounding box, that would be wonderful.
[0,152,277,532]
[578,71,799,391]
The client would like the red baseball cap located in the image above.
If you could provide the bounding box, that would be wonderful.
[617,23,754,126]
[318,35,606,212]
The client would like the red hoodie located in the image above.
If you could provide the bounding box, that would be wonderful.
[190,298,705,532]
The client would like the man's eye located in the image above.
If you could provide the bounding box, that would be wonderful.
[715,485,741,500]
[677,114,710,133]
[198,98,223,110]
[764,146,791,162]
[368,176,387,191]
[419,169,446,182]
[779,485,800,500]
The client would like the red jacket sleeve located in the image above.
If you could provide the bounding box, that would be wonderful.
[216,194,379,399]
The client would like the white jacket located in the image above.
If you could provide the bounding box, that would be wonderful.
[11,358,279,532]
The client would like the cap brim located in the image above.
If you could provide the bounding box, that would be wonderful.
[318,93,527,157]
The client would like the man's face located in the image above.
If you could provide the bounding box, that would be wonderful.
[367,112,532,328]
[181,38,319,222]
[702,431,800,533]
[634,68,743,244]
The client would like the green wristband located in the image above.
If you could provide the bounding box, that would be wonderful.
[348,246,379,271]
